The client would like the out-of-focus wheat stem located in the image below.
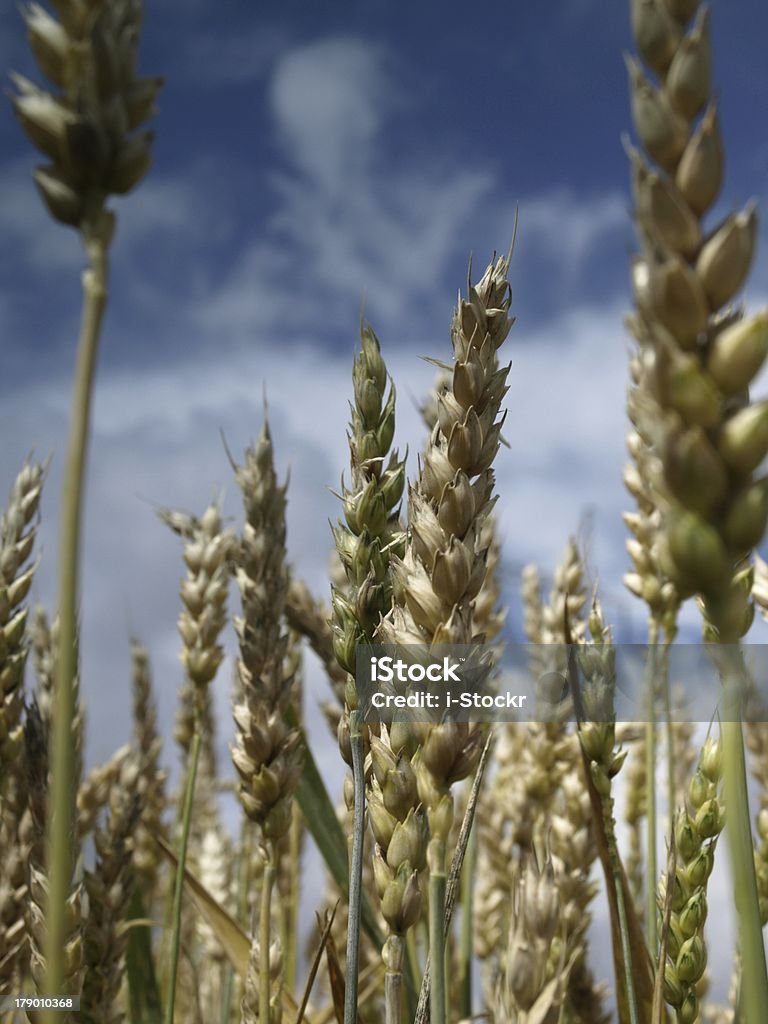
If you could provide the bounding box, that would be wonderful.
[719,651,767,1024]
[259,847,276,1024]
[164,729,201,1024]
[428,845,446,1024]
[578,602,637,1024]
[47,230,107,1012]
[344,710,365,1024]
[645,618,659,956]
[457,817,476,1020]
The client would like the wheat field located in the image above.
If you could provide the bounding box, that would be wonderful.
[2,1,768,1023]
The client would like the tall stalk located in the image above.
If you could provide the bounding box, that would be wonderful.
[46,225,109,1008]
[259,849,277,1024]
[164,730,202,1024]
[10,2,160,1010]
[428,840,447,1024]
[458,818,476,1020]
[645,618,659,956]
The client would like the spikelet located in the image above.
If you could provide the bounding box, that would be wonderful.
[230,421,301,840]
[626,0,766,640]
[12,0,161,234]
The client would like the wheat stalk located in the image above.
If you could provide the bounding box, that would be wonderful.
[11,1,160,1006]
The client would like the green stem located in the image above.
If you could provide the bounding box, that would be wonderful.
[45,229,109,1017]
[605,801,640,1024]
[721,665,768,1024]
[661,638,675,830]
[384,934,404,1024]
[645,619,659,956]
[428,840,446,1024]
[458,811,476,1020]
[259,849,276,1024]
[344,710,365,1024]
[164,730,202,1024]
[285,803,301,995]
[406,927,421,989]
[221,822,252,1024]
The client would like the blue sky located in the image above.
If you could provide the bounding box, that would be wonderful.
[2,0,768,992]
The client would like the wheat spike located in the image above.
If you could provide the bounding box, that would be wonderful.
[626,0,765,641]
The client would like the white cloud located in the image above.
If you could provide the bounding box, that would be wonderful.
[269,37,390,196]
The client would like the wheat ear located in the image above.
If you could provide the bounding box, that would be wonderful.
[129,639,168,907]
[228,421,301,1024]
[329,323,409,1024]
[380,253,513,1024]
[0,461,44,992]
[657,737,723,1023]
[161,502,233,1024]
[626,0,768,1008]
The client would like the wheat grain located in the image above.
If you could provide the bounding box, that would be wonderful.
[230,422,301,841]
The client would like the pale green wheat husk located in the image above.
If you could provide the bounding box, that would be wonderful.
[657,737,724,1023]
[330,324,416,1006]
